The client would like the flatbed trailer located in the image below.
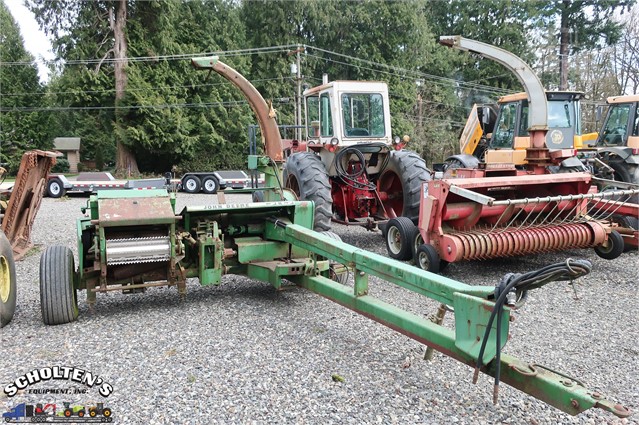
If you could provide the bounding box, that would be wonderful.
[46,172,167,198]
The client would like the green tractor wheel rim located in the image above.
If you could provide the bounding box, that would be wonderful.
[0,255,10,303]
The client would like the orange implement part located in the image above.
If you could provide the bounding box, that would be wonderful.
[1,150,58,260]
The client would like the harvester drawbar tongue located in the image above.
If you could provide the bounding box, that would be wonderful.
[39,175,630,418]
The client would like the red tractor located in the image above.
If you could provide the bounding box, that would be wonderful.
[283,80,430,231]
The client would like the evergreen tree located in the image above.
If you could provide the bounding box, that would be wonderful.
[0,0,52,173]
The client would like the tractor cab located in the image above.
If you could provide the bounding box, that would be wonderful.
[486,91,594,165]
[303,81,393,149]
[596,95,639,149]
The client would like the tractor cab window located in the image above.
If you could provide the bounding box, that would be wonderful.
[547,101,572,128]
[306,95,320,138]
[491,103,518,148]
[633,107,639,137]
[600,104,631,146]
[306,93,333,138]
[341,93,385,137]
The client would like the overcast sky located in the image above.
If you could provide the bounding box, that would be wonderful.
[5,0,54,82]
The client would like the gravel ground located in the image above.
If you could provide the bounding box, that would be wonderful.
[1,192,637,424]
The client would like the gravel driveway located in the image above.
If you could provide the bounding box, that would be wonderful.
[1,192,637,424]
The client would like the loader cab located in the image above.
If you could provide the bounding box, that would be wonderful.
[596,95,639,149]
[304,81,393,149]
[486,91,592,165]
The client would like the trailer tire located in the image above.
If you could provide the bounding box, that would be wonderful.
[182,175,202,193]
[416,244,441,273]
[202,176,219,194]
[47,178,65,198]
[594,230,624,260]
[40,246,78,325]
[283,152,333,231]
[378,151,430,223]
[0,232,16,328]
[385,217,416,261]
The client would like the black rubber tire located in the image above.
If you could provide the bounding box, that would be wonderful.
[411,227,423,264]
[385,217,416,261]
[201,176,219,194]
[252,190,264,203]
[605,162,639,249]
[283,152,333,231]
[182,175,202,193]
[47,178,65,198]
[0,231,16,328]
[102,408,111,418]
[594,230,625,260]
[378,150,430,223]
[321,231,348,284]
[40,246,78,325]
[415,244,441,273]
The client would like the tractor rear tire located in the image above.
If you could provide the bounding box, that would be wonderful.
[385,217,416,261]
[0,231,16,328]
[283,152,333,231]
[415,244,441,273]
[378,151,430,223]
[182,175,201,194]
[40,246,78,325]
[594,230,625,260]
[202,176,219,194]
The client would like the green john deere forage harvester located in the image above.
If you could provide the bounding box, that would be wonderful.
[34,55,631,419]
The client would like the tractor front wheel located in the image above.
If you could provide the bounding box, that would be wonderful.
[377,151,430,222]
[385,217,416,261]
[283,152,333,231]
[0,231,16,328]
[40,246,78,325]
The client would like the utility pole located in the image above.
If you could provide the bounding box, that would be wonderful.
[288,45,305,140]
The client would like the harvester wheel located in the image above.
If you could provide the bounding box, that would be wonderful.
[594,230,624,260]
[385,217,415,261]
[283,152,332,231]
[320,231,349,284]
[411,227,423,264]
[378,151,430,222]
[0,231,16,328]
[183,175,201,193]
[47,178,65,198]
[416,244,441,273]
[202,176,219,194]
[252,190,264,202]
[40,246,78,325]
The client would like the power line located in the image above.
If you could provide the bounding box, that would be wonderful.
[1,76,294,97]
[0,98,294,113]
[0,45,298,66]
